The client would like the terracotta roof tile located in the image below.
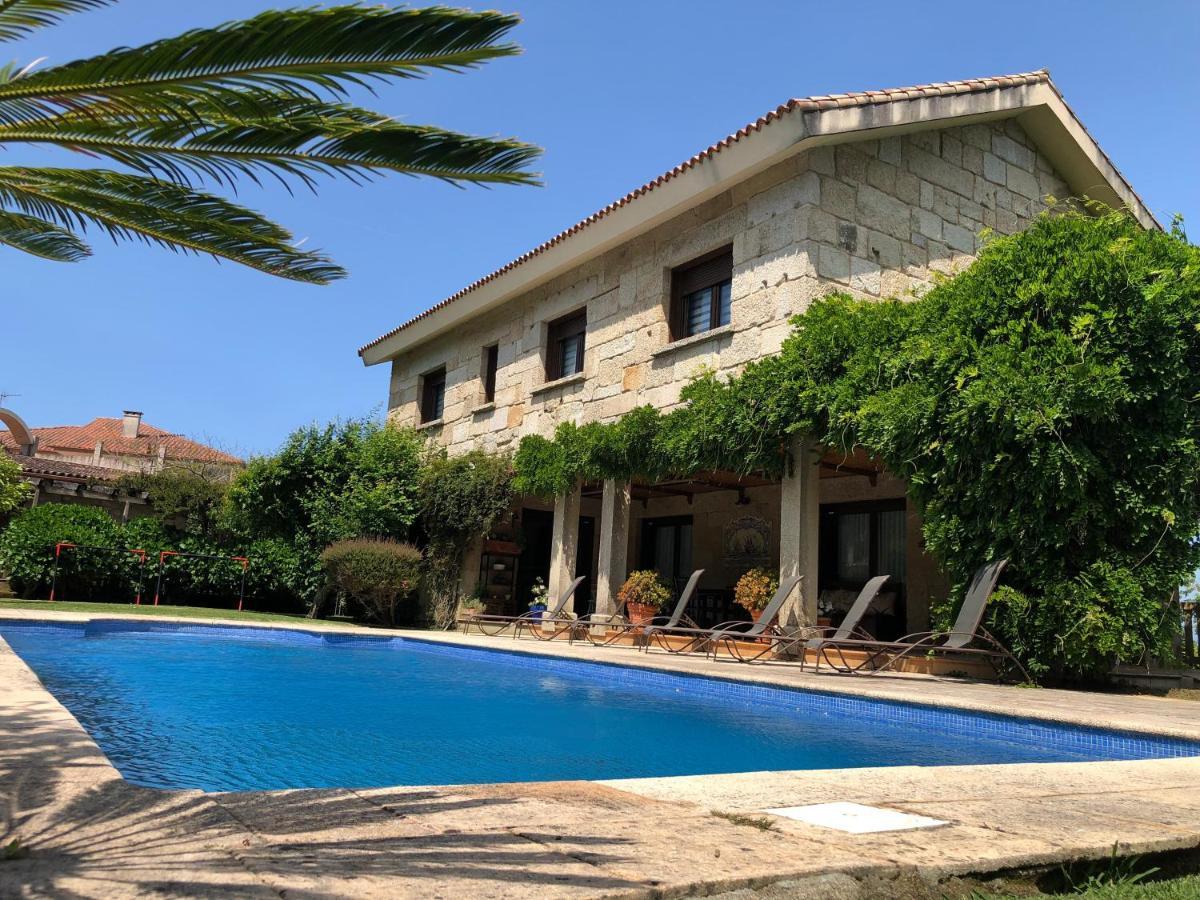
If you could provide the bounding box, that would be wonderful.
[358,70,1057,356]
[6,450,123,483]
[0,417,241,465]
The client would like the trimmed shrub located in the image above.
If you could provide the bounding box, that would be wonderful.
[0,504,127,600]
[320,539,422,626]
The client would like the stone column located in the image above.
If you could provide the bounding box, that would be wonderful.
[547,484,582,606]
[594,480,631,618]
[779,435,821,628]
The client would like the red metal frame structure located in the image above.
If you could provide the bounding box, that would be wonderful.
[152,551,250,611]
[49,542,149,604]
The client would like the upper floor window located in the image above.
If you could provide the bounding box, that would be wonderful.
[545,309,586,381]
[420,367,446,423]
[482,344,499,403]
[670,246,733,340]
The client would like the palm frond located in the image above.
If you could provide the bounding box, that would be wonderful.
[0,167,344,282]
[0,103,543,188]
[0,0,112,43]
[0,207,89,259]
[0,5,520,122]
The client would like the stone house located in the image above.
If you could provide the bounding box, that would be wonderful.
[358,71,1155,636]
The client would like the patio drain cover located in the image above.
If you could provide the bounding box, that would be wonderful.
[763,802,948,834]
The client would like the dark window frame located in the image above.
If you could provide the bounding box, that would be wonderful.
[670,246,733,341]
[420,366,446,423]
[818,498,907,592]
[545,309,587,381]
[482,344,499,403]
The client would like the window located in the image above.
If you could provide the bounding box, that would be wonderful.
[482,344,499,403]
[821,501,907,588]
[670,246,733,340]
[545,309,586,381]
[420,367,446,423]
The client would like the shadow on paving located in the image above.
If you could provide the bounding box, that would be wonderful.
[1,704,647,896]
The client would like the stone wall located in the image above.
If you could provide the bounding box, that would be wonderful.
[387,119,1069,454]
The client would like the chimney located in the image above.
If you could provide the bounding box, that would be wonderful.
[122,410,143,439]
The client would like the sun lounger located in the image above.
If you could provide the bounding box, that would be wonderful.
[459,576,585,638]
[807,559,1028,680]
[644,575,801,655]
[575,569,705,647]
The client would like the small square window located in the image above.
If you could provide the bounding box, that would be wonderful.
[545,310,586,381]
[420,367,446,423]
[670,247,733,340]
[482,344,499,403]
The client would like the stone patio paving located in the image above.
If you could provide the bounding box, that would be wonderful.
[2,609,1199,898]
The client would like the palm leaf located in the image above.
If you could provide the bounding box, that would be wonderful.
[0,167,343,282]
[0,103,542,188]
[0,0,112,43]
[0,207,89,259]
[0,5,520,122]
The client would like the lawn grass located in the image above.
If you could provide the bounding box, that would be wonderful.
[981,873,1200,898]
[0,599,356,627]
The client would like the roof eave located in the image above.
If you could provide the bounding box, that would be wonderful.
[360,77,1154,366]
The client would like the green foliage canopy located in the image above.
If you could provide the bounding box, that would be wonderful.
[224,419,423,550]
[0,453,31,519]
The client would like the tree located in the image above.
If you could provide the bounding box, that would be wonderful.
[119,461,232,537]
[419,450,513,628]
[0,1,539,281]
[224,419,423,548]
[0,454,31,520]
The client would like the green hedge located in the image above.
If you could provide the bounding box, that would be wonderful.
[0,504,310,611]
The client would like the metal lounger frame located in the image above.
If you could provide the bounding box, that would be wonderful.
[643,575,801,655]
[574,569,705,648]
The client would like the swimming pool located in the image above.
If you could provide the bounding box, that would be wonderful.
[3,619,1197,792]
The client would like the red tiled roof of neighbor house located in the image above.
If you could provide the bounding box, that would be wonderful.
[5,450,124,483]
[359,69,1149,356]
[0,418,241,465]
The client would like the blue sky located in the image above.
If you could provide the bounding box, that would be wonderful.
[3,1,1198,457]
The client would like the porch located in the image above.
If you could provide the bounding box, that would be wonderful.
[469,437,950,644]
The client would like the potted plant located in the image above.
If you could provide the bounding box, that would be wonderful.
[617,570,671,625]
[458,586,485,620]
[527,577,549,619]
[734,567,779,623]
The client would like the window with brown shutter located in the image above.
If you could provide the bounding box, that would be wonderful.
[670,246,733,341]
[420,367,446,423]
[482,344,499,403]
[545,309,586,381]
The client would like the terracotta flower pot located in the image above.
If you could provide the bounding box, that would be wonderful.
[627,601,659,625]
[749,608,765,624]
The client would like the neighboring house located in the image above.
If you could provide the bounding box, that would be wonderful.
[358,70,1155,636]
[1,408,242,522]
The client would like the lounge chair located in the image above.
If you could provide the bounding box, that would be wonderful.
[574,569,705,648]
[722,575,890,664]
[644,575,801,655]
[458,576,585,638]
[807,559,1029,681]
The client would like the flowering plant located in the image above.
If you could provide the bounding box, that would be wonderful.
[616,570,670,611]
[528,577,549,608]
[734,567,778,613]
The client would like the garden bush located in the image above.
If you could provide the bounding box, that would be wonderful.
[0,504,128,600]
[320,538,422,626]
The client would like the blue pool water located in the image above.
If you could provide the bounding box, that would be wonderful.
[3,619,1197,792]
